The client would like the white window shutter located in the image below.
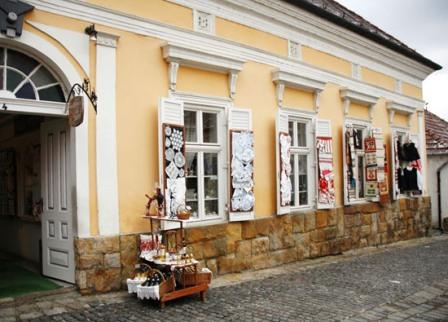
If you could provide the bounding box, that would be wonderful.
[228,107,255,222]
[342,124,352,205]
[229,108,252,131]
[316,119,335,209]
[276,110,291,215]
[158,97,185,220]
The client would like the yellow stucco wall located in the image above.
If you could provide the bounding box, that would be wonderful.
[283,88,315,111]
[361,67,395,91]
[177,67,229,97]
[402,82,423,99]
[302,47,352,77]
[215,18,288,57]
[87,0,193,30]
[15,3,432,237]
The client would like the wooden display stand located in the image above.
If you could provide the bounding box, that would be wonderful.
[141,216,210,308]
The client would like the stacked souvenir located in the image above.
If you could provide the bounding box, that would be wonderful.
[279,133,292,206]
[230,131,255,212]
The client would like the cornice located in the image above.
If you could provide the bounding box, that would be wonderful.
[387,101,415,115]
[272,69,326,92]
[340,88,378,107]
[167,0,432,84]
[162,43,245,73]
[24,0,426,110]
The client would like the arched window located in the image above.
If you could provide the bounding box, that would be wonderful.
[0,47,65,102]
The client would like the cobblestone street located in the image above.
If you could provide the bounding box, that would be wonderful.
[2,235,448,322]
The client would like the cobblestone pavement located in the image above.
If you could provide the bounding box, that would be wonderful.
[1,235,448,322]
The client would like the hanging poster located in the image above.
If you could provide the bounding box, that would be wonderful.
[230,130,255,212]
[316,136,335,208]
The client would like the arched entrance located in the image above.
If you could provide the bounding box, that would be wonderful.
[0,43,78,288]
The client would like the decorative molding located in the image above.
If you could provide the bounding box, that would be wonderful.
[272,69,325,109]
[27,21,90,76]
[340,88,378,120]
[162,42,245,98]
[169,90,232,108]
[167,0,432,84]
[351,63,361,80]
[0,97,66,115]
[96,31,118,48]
[395,79,402,93]
[168,61,179,91]
[387,101,415,127]
[26,0,426,110]
[288,40,301,60]
[228,71,238,99]
[193,9,215,34]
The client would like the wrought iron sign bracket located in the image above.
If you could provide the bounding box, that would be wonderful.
[66,79,98,113]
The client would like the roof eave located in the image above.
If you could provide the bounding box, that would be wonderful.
[284,0,442,71]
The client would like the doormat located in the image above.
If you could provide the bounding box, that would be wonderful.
[0,260,61,298]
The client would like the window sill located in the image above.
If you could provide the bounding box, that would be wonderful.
[162,216,227,230]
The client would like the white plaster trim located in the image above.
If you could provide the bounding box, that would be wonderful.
[167,0,432,84]
[96,31,118,48]
[168,62,179,91]
[27,21,90,75]
[387,101,415,115]
[193,9,215,35]
[96,35,120,236]
[0,97,66,115]
[170,91,232,108]
[341,88,378,120]
[162,42,245,73]
[0,30,90,238]
[27,0,426,110]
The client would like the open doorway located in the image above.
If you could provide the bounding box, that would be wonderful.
[0,113,74,298]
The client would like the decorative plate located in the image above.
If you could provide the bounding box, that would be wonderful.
[165,137,171,148]
[165,162,179,179]
[165,126,172,136]
[174,152,185,168]
[165,148,174,162]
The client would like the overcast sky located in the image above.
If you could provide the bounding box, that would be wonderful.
[336,0,448,120]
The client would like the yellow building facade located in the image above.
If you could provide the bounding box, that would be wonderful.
[0,0,440,293]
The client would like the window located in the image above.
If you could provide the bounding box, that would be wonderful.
[0,47,65,102]
[344,122,368,202]
[288,117,313,208]
[184,107,224,221]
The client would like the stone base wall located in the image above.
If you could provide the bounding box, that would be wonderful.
[74,197,431,294]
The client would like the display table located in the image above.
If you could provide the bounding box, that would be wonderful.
[127,216,211,308]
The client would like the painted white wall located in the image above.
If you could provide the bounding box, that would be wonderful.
[95,32,120,236]
[427,154,448,228]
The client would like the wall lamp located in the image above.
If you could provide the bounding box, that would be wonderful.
[84,24,97,41]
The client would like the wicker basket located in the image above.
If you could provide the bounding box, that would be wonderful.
[176,210,191,220]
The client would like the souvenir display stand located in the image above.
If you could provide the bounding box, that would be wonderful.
[127,216,211,308]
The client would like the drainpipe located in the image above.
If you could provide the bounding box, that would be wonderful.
[437,170,442,231]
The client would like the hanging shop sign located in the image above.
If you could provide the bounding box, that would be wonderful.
[67,96,84,127]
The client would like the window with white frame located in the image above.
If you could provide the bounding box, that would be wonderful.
[184,106,225,221]
[344,121,369,202]
[287,116,314,208]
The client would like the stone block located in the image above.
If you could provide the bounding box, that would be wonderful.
[206,258,218,276]
[75,238,95,256]
[310,229,325,243]
[269,233,295,251]
[252,237,269,255]
[242,217,272,239]
[235,239,252,259]
[217,254,250,274]
[344,214,356,228]
[310,243,319,258]
[252,254,271,270]
[319,242,330,256]
[359,238,368,248]
[119,234,138,253]
[296,242,310,260]
[357,202,381,214]
[340,238,352,252]
[360,225,371,238]
[188,242,204,260]
[329,240,342,255]
[76,270,87,289]
[187,224,227,243]
[315,211,328,229]
[203,238,226,259]
[304,212,316,232]
[241,221,256,239]
[77,254,102,270]
[324,227,338,240]
[361,213,372,225]
[379,211,387,222]
[378,222,387,233]
[336,209,345,237]
[327,210,337,226]
[399,198,409,210]
[96,236,120,254]
[89,268,121,293]
[226,223,242,253]
[104,253,120,268]
[291,213,305,233]
[270,248,297,266]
